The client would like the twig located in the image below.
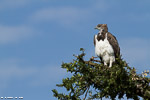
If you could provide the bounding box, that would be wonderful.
[90,56,102,63]
[92,59,102,63]
[84,61,98,66]
[83,87,90,100]
[83,56,102,66]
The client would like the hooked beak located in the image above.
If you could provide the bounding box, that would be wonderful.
[94,26,98,29]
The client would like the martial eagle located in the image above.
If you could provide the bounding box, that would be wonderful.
[94,24,120,67]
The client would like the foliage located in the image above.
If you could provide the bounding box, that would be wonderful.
[52,48,150,100]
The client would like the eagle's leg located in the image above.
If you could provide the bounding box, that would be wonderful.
[109,56,115,67]
[109,60,113,67]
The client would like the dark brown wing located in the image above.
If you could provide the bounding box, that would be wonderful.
[94,35,96,46]
[107,32,120,58]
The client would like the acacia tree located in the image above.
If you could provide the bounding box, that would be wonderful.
[52,48,150,100]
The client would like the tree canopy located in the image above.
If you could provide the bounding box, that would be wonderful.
[52,48,150,100]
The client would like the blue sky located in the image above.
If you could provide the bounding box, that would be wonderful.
[0,0,150,100]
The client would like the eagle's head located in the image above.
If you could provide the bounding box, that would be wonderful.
[95,24,108,32]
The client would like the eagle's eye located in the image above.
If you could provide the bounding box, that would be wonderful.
[97,24,101,27]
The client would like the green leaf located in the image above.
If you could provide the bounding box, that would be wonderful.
[52,48,150,100]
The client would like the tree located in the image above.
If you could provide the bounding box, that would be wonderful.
[52,48,150,100]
